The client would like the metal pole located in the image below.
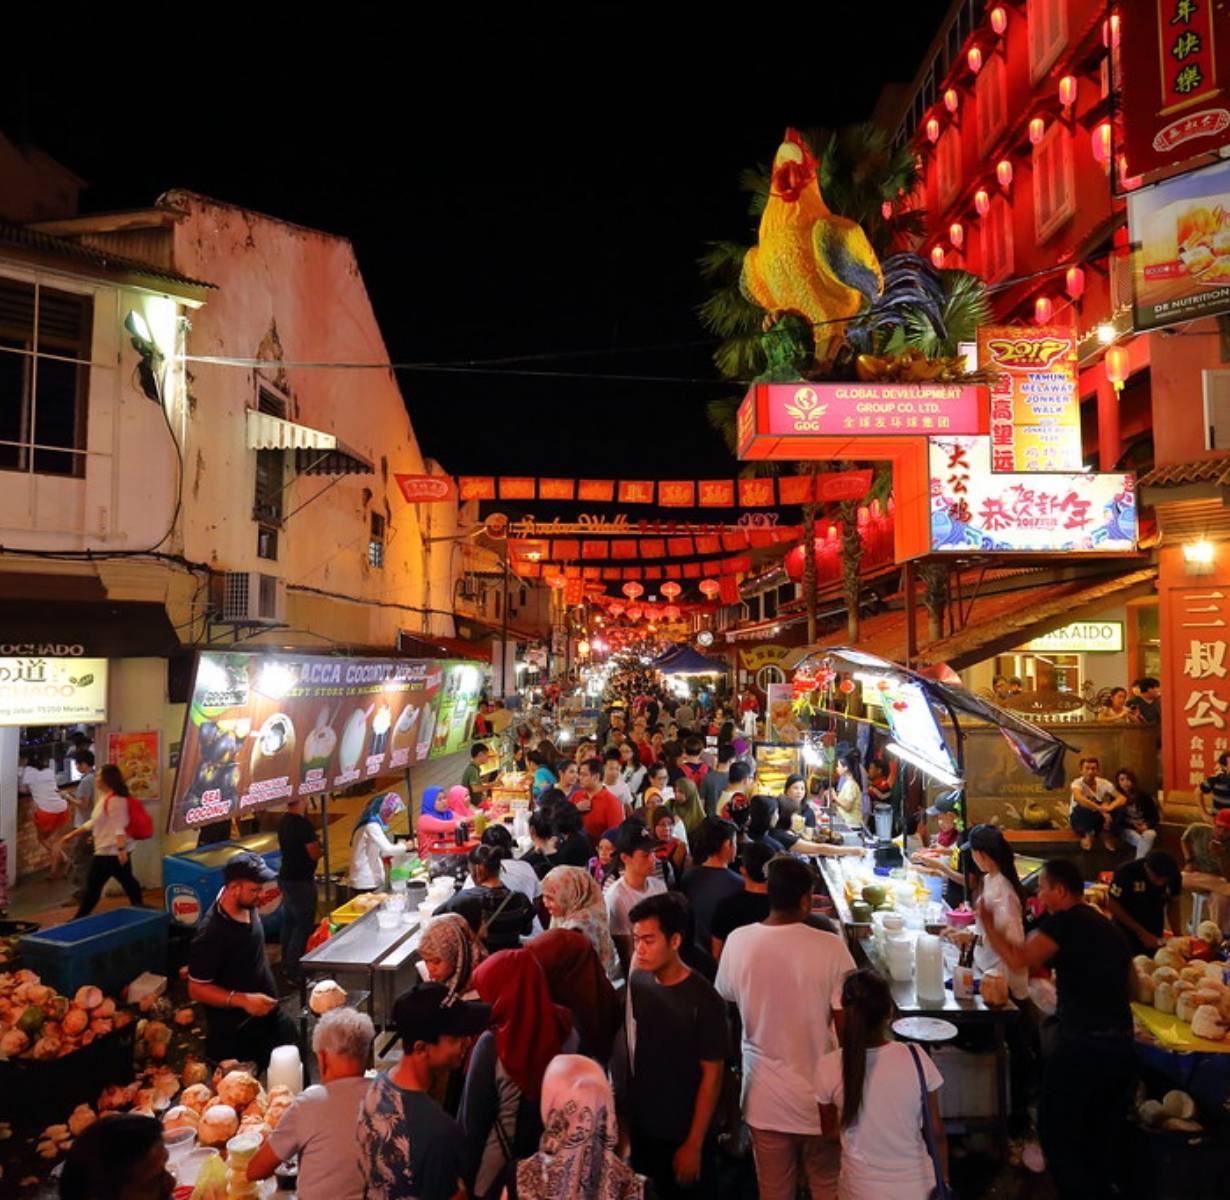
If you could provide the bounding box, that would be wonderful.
[903,560,918,669]
[320,791,332,908]
[500,546,510,698]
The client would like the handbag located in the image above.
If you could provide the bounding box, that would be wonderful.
[907,1044,951,1200]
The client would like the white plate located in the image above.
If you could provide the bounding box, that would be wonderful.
[892,1016,958,1043]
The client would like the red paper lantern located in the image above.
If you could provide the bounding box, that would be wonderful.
[996,160,1013,189]
[990,5,1007,35]
[1092,121,1113,164]
[621,581,644,599]
[930,246,945,268]
[943,88,959,114]
[1104,345,1131,395]
[1034,295,1054,325]
[662,604,681,620]
[1029,117,1046,145]
[1058,75,1077,108]
[881,200,893,220]
[1102,13,1120,48]
[949,222,964,248]
[974,188,990,216]
[608,601,626,617]
[967,46,983,74]
[1065,266,1086,299]
[626,604,643,621]
[838,679,856,695]
[925,117,941,143]
[660,581,682,599]
[698,578,721,598]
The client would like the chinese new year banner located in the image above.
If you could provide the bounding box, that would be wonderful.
[928,437,1136,554]
[978,326,1081,472]
[169,652,455,832]
[1129,157,1230,330]
[1119,0,1230,189]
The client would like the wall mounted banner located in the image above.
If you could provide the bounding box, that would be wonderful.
[108,731,161,802]
[168,652,485,832]
[929,436,1136,554]
[1119,0,1230,190]
[394,474,454,503]
[979,325,1082,472]
[1129,157,1230,330]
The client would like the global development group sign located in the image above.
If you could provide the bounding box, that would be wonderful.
[765,383,984,436]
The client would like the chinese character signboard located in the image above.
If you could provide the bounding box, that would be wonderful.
[394,474,454,503]
[0,657,107,727]
[1164,585,1230,796]
[978,326,1082,472]
[928,437,1137,553]
[1119,0,1230,189]
[1129,157,1230,329]
[759,382,983,437]
[169,652,451,832]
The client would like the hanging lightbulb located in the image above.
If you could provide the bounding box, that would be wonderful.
[949,221,964,248]
[1034,296,1054,325]
[990,5,1007,35]
[926,116,941,143]
[1029,117,1046,145]
[944,88,959,113]
[1065,266,1086,299]
[974,188,990,216]
[996,159,1014,189]
[967,46,983,74]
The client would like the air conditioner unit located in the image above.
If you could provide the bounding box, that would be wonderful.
[220,571,287,625]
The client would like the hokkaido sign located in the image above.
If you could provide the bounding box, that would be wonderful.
[1119,0,1230,189]
[1026,622,1125,654]
[0,656,107,727]
[395,473,454,503]
[979,326,1081,472]
[929,437,1136,554]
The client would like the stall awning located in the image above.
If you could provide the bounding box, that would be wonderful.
[246,410,337,452]
[294,444,373,476]
[658,646,731,675]
[396,632,490,662]
[0,599,181,657]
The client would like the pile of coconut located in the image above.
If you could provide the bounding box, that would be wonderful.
[0,975,131,1061]
[1132,926,1230,1043]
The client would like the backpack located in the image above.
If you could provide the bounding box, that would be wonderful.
[125,794,153,841]
[681,760,709,785]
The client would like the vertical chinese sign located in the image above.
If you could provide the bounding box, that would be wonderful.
[1165,584,1230,797]
[979,326,1082,472]
[1119,0,1230,189]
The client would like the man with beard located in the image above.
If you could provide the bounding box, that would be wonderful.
[188,853,298,1068]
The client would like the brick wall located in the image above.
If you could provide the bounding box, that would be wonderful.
[16,796,51,878]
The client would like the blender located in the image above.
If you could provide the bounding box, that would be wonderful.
[871,802,902,868]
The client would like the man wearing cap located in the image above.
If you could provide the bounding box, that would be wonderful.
[605,822,668,977]
[188,852,297,1069]
[359,983,491,1200]
[1181,810,1230,932]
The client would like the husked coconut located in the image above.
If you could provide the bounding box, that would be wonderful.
[309,979,347,1014]
[161,1106,199,1133]
[1154,982,1177,1015]
[1132,955,1156,976]
[197,1104,238,1146]
[216,1070,261,1110]
[1191,1004,1228,1042]
[179,1084,213,1114]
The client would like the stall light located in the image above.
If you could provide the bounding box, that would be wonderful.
[515,661,529,672]
[1104,344,1131,395]
[1065,266,1086,300]
[944,88,959,114]
[1029,117,1046,145]
[885,741,962,788]
[1058,75,1077,109]
[930,245,946,268]
[1092,121,1113,164]
[577,640,590,656]
[926,116,941,143]
[974,188,990,216]
[256,662,296,700]
[949,221,964,248]
[967,46,983,74]
[996,160,1013,189]
[1096,322,1117,345]
[1184,540,1215,565]
[1033,295,1054,325]
[990,5,1007,35]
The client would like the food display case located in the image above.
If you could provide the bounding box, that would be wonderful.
[754,742,803,797]
[162,832,284,936]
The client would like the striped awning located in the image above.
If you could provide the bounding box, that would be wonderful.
[246,409,337,452]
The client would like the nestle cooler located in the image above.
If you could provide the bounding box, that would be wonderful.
[162,832,284,937]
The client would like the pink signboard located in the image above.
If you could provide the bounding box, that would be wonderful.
[761,382,985,437]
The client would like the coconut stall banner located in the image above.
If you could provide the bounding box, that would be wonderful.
[168,652,483,832]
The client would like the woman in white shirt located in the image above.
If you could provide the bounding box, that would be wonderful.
[19,751,70,876]
[618,741,647,801]
[967,824,1029,1001]
[62,764,145,917]
[817,968,948,1200]
[347,792,406,892]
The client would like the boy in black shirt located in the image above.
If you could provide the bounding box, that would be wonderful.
[1107,850,1182,954]
[710,841,773,960]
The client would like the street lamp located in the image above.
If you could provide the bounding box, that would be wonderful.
[125,309,164,404]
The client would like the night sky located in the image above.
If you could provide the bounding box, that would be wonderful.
[3,13,947,479]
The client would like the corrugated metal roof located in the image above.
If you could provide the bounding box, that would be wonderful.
[0,220,214,292]
[1137,458,1230,488]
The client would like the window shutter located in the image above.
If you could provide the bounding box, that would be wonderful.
[1033,125,1074,241]
[1204,370,1230,450]
[976,54,1007,154]
[938,129,961,210]
[1028,0,1068,83]
[983,195,1013,283]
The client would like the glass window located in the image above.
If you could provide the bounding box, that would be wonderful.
[1033,122,1075,242]
[368,512,386,568]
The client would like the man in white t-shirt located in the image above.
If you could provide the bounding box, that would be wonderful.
[602,749,635,813]
[716,855,855,1200]
[246,1006,375,1198]
[605,822,667,977]
[1068,755,1124,852]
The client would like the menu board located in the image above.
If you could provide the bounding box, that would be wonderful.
[429,662,485,758]
[168,652,452,832]
[979,326,1081,472]
[108,731,160,801]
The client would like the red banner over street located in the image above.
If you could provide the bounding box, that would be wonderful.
[395,474,455,503]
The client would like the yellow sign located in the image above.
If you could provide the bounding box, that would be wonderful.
[980,325,1082,473]
[0,657,108,727]
[739,645,790,672]
[1026,622,1124,653]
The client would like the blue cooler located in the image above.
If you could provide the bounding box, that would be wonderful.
[162,833,284,938]
[19,908,170,997]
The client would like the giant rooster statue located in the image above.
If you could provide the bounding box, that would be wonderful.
[741,129,884,370]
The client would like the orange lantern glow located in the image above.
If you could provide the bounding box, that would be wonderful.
[930,246,946,268]
[626,604,643,621]
[607,600,625,617]
[621,581,644,599]
[926,117,941,143]
[1034,296,1054,324]
[547,574,566,589]
[967,46,983,74]
[949,222,964,248]
[881,200,893,219]
[1104,345,1131,395]
[1065,266,1086,299]
[660,581,682,599]
[1092,121,1113,164]
[990,5,1007,35]
[944,88,959,113]
[577,640,590,657]
[662,605,681,620]
[974,188,990,216]
[996,159,1013,189]
[1103,13,1120,49]
[698,578,721,598]
[1058,75,1077,108]
[1029,117,1046,145]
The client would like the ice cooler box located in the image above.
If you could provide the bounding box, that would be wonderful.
[18,908,170,997]
[162,833,284,937]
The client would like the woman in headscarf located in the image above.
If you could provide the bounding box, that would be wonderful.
[525,927,621,1064]
[417,912,486,998]
[645,804,688,889]
[460,949,576,1200]
[417,784,468,844]
[668,777,706,836]
[516,1054,645,1200]
[541,865,619,981]
[347,792,406,892]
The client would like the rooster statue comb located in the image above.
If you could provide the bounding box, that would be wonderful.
[742,128,884,369]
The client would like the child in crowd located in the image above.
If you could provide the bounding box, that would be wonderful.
[589,833,619,889]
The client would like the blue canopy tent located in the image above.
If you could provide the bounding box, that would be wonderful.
[657,645,731,675]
